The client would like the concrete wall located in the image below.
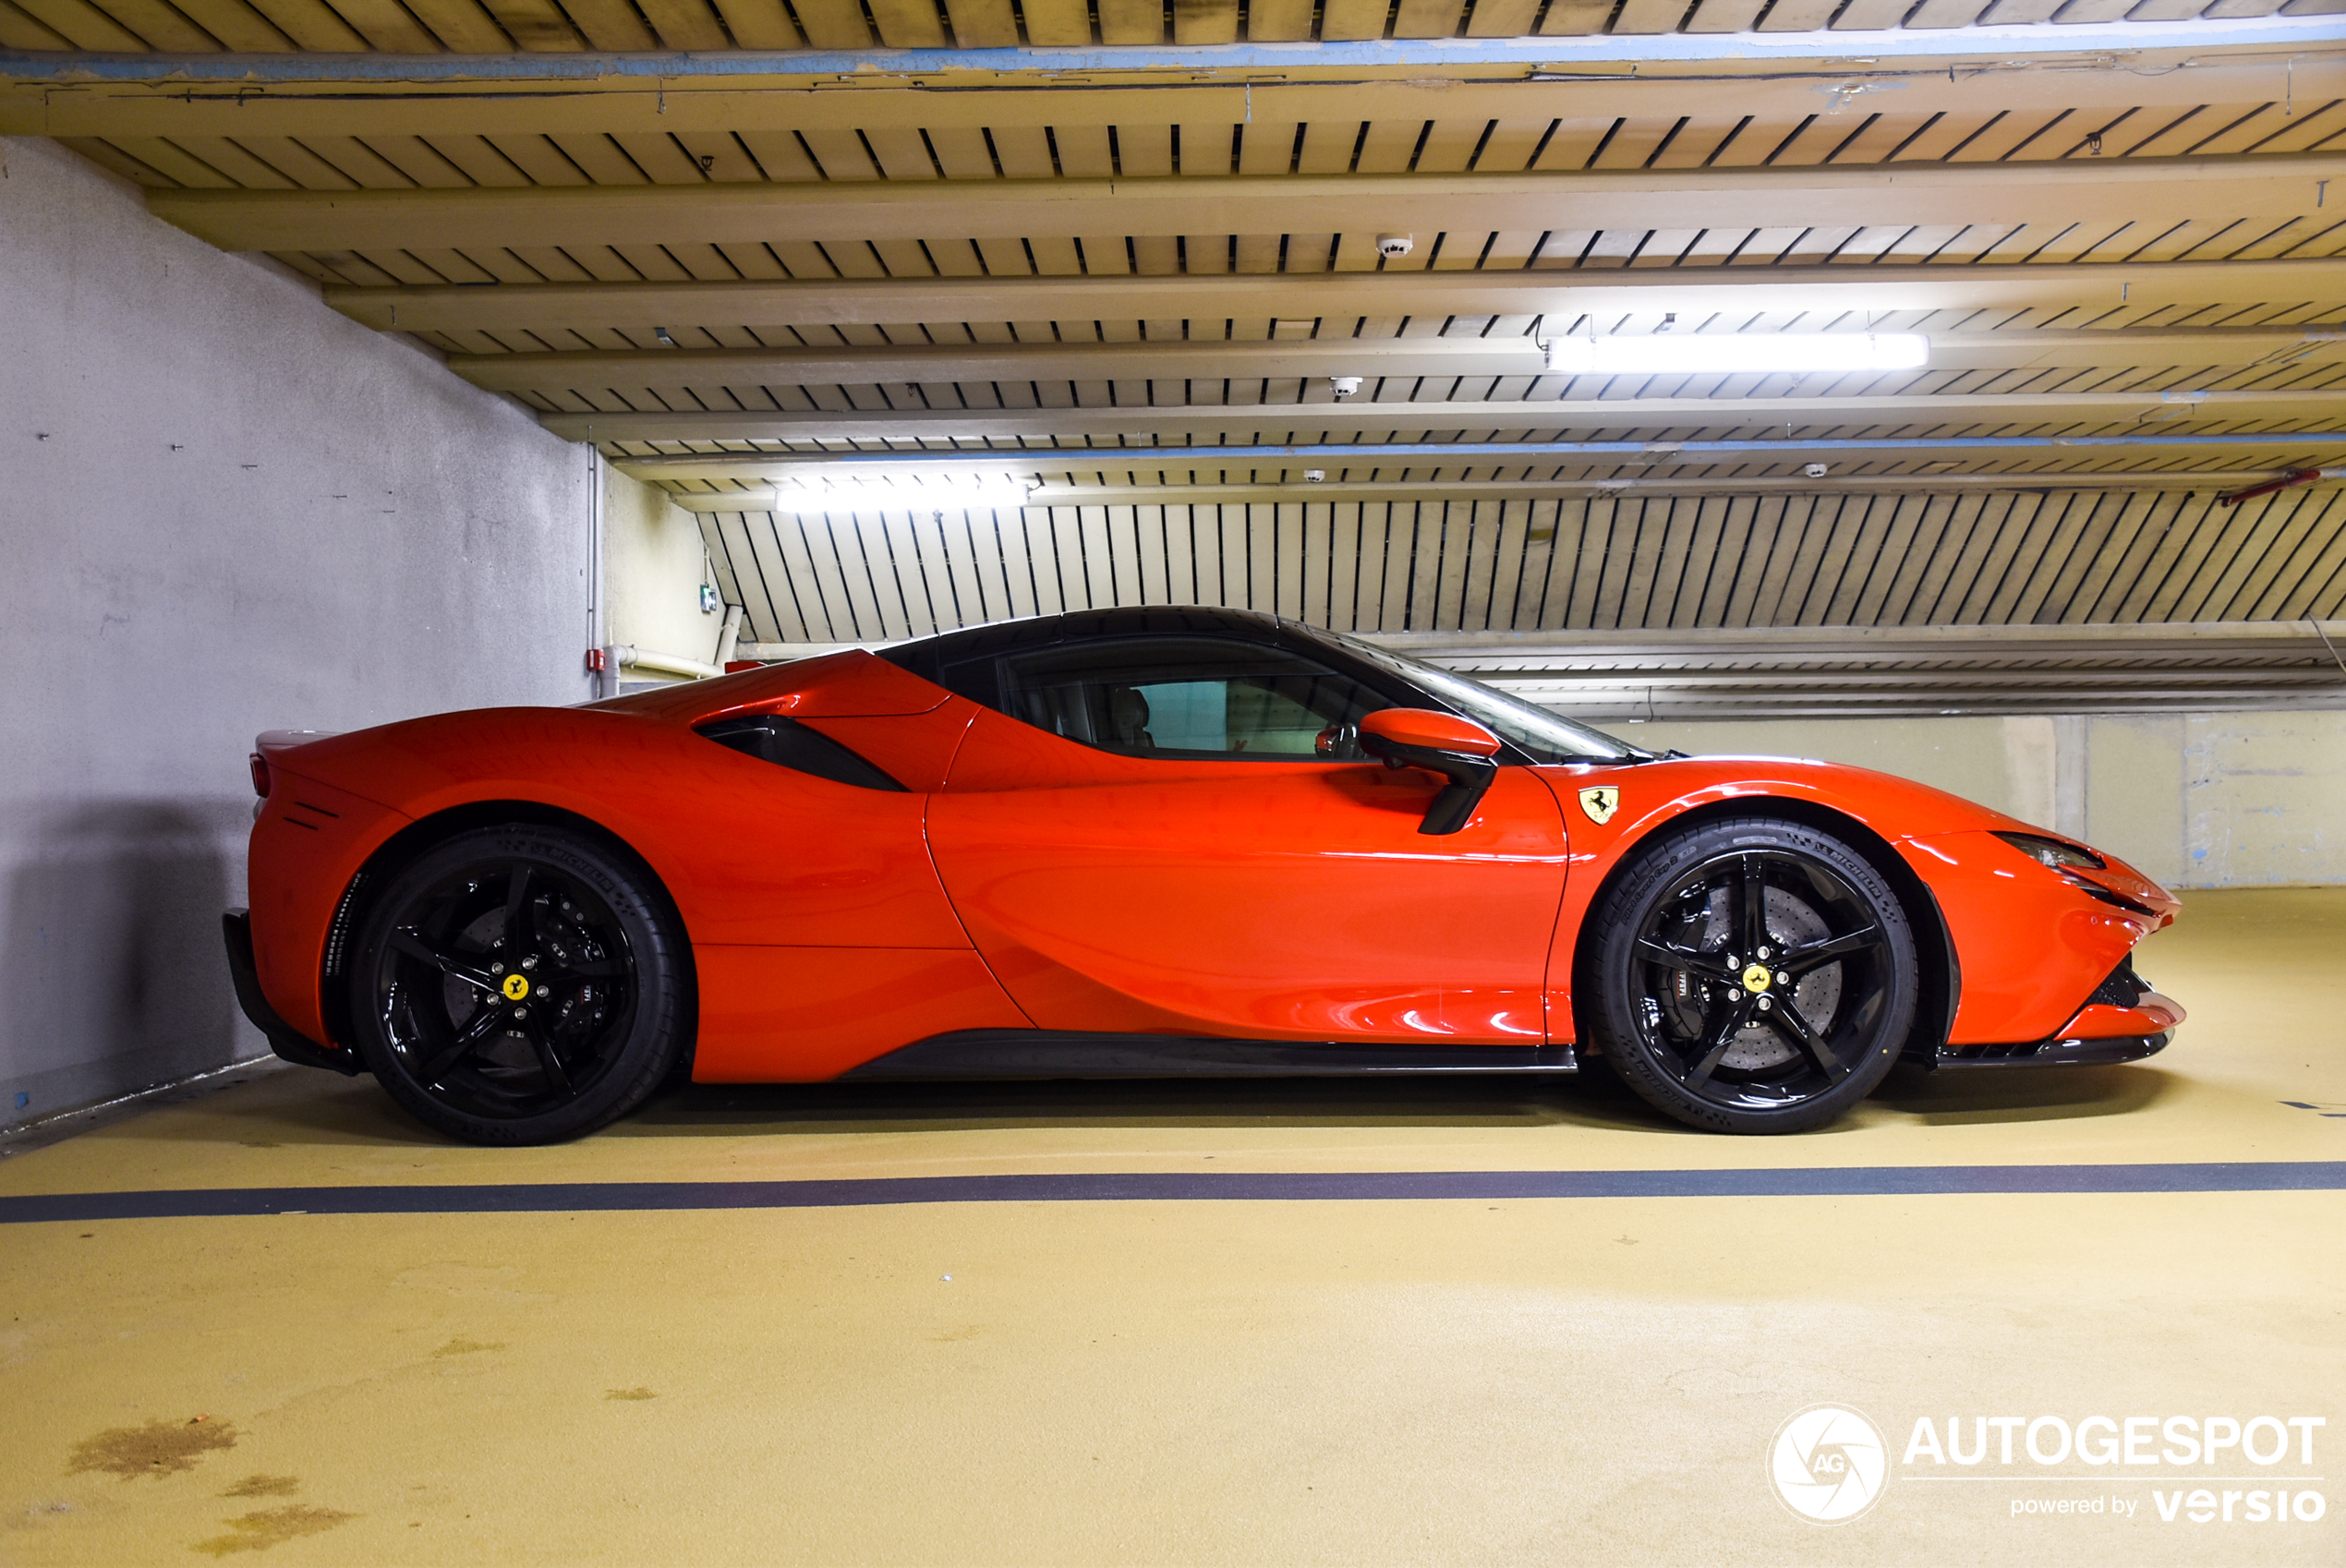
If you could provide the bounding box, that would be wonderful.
[1622,709,2346,889]
[605,469,724,687]
[0,138,596,1127]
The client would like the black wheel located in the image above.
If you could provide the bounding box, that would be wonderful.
[346,825,688,1144]
[1582,815,1917,1135]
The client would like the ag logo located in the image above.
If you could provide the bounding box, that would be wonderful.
[1768,1404,1888,1525]
[1578,785,1620,825]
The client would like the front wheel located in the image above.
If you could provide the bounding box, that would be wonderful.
[346,825,688,1144]
[1582,815,1917,1135]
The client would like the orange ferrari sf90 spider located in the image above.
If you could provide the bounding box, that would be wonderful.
[226,607,2182,1143]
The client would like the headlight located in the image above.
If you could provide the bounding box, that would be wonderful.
[1992,831,2106,871]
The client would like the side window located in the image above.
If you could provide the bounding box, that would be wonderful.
[996,637,1387,760]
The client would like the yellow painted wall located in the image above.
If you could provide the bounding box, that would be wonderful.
[605,467,721,679]
[1616,709,2346,889]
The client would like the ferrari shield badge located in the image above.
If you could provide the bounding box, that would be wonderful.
[1578,785,1620,825]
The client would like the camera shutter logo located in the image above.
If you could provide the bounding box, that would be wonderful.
[1769,1405,1889,1525]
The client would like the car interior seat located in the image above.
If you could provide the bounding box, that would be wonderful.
[1106,685,1155,751]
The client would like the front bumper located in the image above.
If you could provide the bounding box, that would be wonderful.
[223,910,363,1077]
[1937,1030,2174,1069]
[1933,957,2185,1069]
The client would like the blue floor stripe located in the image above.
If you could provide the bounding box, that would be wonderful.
[4,1163,2343,1223]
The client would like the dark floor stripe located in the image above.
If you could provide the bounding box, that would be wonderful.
[4,1163,2344,1224]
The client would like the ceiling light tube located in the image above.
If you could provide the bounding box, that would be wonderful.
[768,476,1034,513]
[1545,333,1929,377]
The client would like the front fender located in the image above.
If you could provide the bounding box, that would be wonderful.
[1533,755,2034,1045]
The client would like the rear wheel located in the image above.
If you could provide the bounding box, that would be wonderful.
[347,825,687,1144]
[1583,815,1917,1135]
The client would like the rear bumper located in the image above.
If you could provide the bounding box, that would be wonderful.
[222,910,363,1077]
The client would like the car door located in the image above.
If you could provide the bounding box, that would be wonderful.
[925,633,1571,1044]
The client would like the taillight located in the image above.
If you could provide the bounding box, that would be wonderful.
[249,753,271,798]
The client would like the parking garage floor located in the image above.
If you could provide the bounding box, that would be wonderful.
[2,887,2340,1566]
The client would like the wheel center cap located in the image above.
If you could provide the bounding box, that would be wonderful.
[1741,963,1772,994]
[501,974,531,1001]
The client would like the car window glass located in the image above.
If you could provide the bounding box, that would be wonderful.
[997,637,1385,759]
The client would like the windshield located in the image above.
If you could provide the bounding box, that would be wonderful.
[1300,627,1650,765]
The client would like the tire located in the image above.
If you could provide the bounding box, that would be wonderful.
[346,825,688,1144]
[1581,814,1917,1135]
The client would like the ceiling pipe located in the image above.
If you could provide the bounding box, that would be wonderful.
[610,645,725,681]
[2218,468,2346,507]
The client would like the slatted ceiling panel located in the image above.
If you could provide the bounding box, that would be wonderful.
[0,0,75,45]
[923,127,994,181]
[785,0,868,44]
[1752,0,1834,26]
[865,0,946,44]
[1173,0,1240,41]
[938,0,1010,42]
[1538,0,1611,29]
[2244,101,2346,153]
[409,0,513,48]
[1391,0,1468,32]
[1096,0,1161,41]
[170,0,296,47]
[698,484,2346,643]
[97,0,226,45]
[1316,0,1385,37]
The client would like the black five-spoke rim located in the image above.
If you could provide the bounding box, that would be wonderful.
[1628,850,1893,1111]
[372,859,635,1119]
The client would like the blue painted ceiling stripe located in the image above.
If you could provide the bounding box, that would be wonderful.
[5,1163,2342,1222]
[4,16,2339,84]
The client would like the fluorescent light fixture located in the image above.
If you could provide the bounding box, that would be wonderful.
[1544,332,1929,376]
[766,475,1034,513]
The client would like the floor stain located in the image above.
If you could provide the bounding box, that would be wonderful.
[605,1387,656,1401]
[430,1337,504,1357]
[928,1325,985,1342]
[221,1476,298,1498]
[189,1505,356,1556]
[67,1418,236,1480]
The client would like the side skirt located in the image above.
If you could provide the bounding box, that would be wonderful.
[840,1031,1579,1080]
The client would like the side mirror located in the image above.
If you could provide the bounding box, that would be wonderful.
[1357,708,1502,836]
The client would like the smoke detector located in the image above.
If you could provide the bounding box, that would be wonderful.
[1304,469,1326,484]
[1803,463,1830,478]
[1330,376,1363,400]
[1375,234,1414,259]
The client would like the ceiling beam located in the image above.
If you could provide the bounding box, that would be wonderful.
[661,469,2316,510]
[10,14,2340,89]
[152,154,2338,255]
[453,326,2346,394]
[328,257,2346,334]
[544,390,2346,442]
[10,50,2338,140]
[613,431,2346,483]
